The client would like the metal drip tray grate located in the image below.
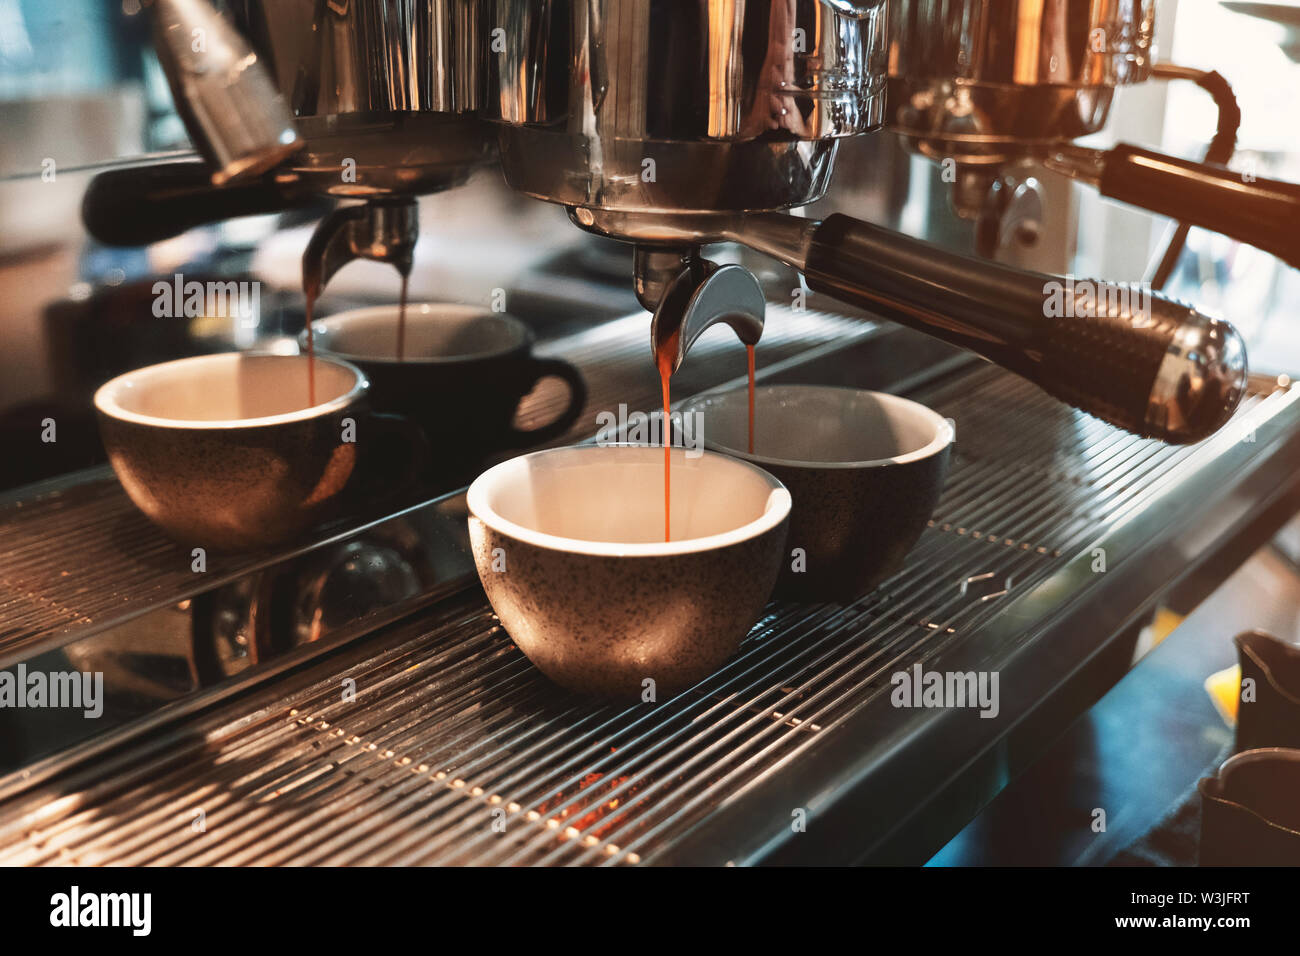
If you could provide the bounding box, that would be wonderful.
[0,595,969,866]
[922,364,1218,560]
[0,361,1293,866]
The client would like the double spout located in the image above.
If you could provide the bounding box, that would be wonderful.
[302,200,420,301]
[637,247,766,375]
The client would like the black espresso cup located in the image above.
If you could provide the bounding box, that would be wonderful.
[1198,748,1300,865]
[682,384,954,603]
[303,303,586,474]
[95,352,423,551]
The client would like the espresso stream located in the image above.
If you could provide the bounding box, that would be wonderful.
[396,273,409,362]
[746,343,755,455]
[305,280,752,543]
[303,274,411,407]
[655,330,680,543]
[655,336,757,543]
[304,291,318,407]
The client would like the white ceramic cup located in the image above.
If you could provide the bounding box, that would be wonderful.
[94,351,407,551]
[467,444,791,697]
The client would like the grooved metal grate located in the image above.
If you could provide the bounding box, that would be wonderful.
[923,364,1215,560]
[0,307,870,666]
[0,364,1288,866]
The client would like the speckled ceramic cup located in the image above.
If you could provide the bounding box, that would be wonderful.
[95,352,374,551]
[467,444,791,698]
[681,385,954,603]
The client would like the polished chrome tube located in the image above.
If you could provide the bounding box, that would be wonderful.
[152,0,302,184]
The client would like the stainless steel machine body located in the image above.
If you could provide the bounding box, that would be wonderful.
[85,0,1268,445]
[225,0,492,197]
[482,0,1246,444]
[884,0,1300,266]
[489,0,887,213]
[887,0,1154,167]
[98,0,498,295]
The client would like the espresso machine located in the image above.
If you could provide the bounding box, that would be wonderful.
[83,0,1270,445]
[481,0,1262,445]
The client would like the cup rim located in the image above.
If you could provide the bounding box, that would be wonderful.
[681,384,955,470]
[304,302,530,366]
[467,444,791,558]
[93,351,367,430]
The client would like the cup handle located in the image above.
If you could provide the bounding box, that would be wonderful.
[358,411,432,496]
[504,357,588,447]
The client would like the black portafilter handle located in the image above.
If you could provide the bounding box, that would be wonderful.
[1097,144,1300,271]
[82,157,311,247]
[794,214,1248,444]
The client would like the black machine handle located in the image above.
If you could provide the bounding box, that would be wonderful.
[82,157,310,247]
[1098,144,1300,271]
[797,214,1248,445]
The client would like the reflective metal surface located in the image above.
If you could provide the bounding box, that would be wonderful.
[134,0,1254,448]
[152,0,303,184]
[499,131,841,215]
[490,0,888,213]
[1044,141,1300,272]
[302,200,420,301]
[1,337,1294,863]
[233,0,485,115]
[887,0,1155,164]
[645,255,767,375]
[567,206,1249,444]
[1147,304,1250,444]
[95,1,495,268]
[284,113,492,198]
[227,0,494,196]
[969,172,1045,256]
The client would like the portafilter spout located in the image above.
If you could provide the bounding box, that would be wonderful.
[639,247,766,375]
[302,200,419,301]
[570,208,1248,445]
